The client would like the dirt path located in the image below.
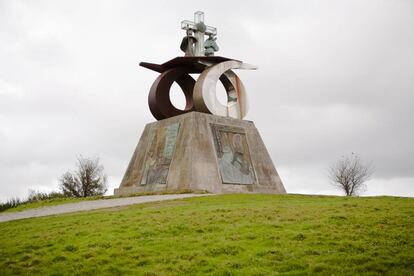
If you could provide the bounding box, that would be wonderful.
[0,194,210,223]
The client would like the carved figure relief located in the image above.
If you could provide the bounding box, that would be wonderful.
[211,124,256,184]
[141,122,180,187]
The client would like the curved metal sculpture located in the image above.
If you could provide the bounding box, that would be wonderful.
[139,11,258,121]
[148,67,195,120]
[143,58,257,120]
[193,60,256,119]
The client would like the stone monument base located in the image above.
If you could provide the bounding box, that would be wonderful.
[114,112,285,196]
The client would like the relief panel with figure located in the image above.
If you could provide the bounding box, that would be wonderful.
[210,124,256,185]
[140,122,180,187]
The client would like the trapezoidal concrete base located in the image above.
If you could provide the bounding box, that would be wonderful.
[114,112,286,196]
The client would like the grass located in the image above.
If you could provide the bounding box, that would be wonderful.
[1,189,200,213]
[0,194,413,275]
[1,197,97,213]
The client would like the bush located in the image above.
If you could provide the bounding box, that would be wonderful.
[0,190,68,212]
[0,198,22,212]
[59,156,108,197]
[27,190,66,202]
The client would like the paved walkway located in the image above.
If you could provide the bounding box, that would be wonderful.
[0,194,210,223]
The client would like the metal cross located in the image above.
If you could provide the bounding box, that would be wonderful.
[181,11,217,56]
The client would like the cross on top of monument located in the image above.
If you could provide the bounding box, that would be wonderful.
[181,11,218,56]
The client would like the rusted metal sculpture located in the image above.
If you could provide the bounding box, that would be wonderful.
[117,11,287,197]
[193,60,257,119]
[148,67,195,120]
[140,11,257,121]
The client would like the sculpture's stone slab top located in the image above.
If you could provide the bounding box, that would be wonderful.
[139,56,240,73]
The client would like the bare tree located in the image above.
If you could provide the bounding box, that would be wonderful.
[59,156,108,197]
[329,153,373,196]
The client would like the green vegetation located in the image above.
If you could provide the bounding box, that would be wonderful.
[1,189,200,213]
[1,194,413,275]
[1,196,100,213]
[0,191,73,213]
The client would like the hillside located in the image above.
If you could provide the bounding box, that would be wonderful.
[0,194,413,275]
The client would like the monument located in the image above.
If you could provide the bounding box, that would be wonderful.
[114,12,286,195]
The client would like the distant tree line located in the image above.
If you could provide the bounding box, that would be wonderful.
[0,190,67,212]
[0,156,107,212]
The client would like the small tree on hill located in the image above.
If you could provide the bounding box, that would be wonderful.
[329,153,373,196]
[59,156,108,197]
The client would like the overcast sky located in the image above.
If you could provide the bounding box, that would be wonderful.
[1,0,413,201]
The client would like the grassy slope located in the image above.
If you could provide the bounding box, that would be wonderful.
[2,197,98,213]
[0,194,413,275]
[2,190,197,213]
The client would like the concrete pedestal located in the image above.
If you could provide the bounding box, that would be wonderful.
[114,112,285,196]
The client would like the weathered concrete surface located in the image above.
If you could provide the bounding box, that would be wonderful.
[116,112,286,196]
[0,194,209,223]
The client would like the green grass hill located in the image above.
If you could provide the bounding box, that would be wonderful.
[0,194,413,275]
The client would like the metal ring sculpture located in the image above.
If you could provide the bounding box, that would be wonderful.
[147,60,256,120]
[148,67,196,121]
[194,61,256,119]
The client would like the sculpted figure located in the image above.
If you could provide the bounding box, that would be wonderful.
[180,30,197,56]
[204,34,219,56]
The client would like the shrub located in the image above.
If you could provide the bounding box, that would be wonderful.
[0,198,21,212]
[59,156,108,197]
[27,190,66,202]
[0,190,68,212]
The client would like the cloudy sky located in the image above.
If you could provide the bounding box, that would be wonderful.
[1,0,413,201]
